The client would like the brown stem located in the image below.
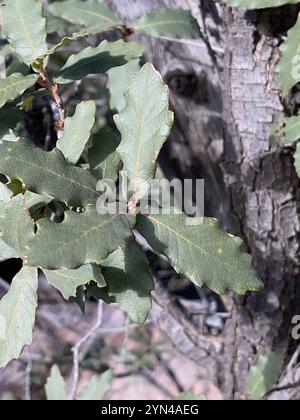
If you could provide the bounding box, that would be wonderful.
[38,67,65,129]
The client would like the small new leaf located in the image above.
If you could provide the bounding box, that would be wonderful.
[0,266,38,368]
[45,365,66,401]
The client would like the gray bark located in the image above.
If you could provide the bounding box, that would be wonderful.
[106,0,300,400]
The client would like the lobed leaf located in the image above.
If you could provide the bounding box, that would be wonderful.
[43,264,106,300]
[107,59,141,112]
[0,266,38,368]
[101,240,154,324]
[137,213,262,295]
[114,63,174,202]
[0,139,100,207]
[26,208,136,269]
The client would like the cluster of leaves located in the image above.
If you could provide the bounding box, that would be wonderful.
[0,0,262,370]
[225,0,300,175]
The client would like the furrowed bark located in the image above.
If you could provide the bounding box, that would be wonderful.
[106,0,300,399]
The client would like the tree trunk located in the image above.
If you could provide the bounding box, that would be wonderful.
[107,0,300,399]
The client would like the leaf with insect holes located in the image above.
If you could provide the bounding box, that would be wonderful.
[1,0,47,65]
[247,351,284,400]
[100,239,154,324]
[26,208,136,270]
[224,0,300,8]
[48,0,123,35]
[0,140,100,207]
[114,63,174,202]
[45,365,66,401]
[0,266,38,368]
[88,127,120,181]
[277,14,300,95]
[0,195,35,260]
[54,40,146,85]
[107,59,141,112]
[57,101,96,164]
[137,213,262,295]
[43,264,106,300]
[0,73,39,109]
[133,8,201,39]
[77,370,113,400]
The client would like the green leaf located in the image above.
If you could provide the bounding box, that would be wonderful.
[45,365,66,401]
[1,0,47,65]
[88,127,120,181]
[24,191,53,214]
[32,32,88,71]
[281,115,300,145]
[0,140,100,207]
[0,266,38,368]
[107,59,141,112]
[54,40,146,85]
[0,240,19,261]
[26,209,135,269]
[137,214,262,295]
[43,264,106,300]
[0,73,39,108]
[0,183,13,202]
[277,14,300,95]
[133,8,201,39]
[48,0,123,35]
[57,101,96,164]
[101,239,153,324]
[224,0,300,8]
[247,351,284,400]
[114,63,174,201]
[0,195,35,260]
[77,370,113,400]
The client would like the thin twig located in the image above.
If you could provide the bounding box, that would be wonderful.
[24,357,33,401]
[67,301,104,400]
[38,67,65,129]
